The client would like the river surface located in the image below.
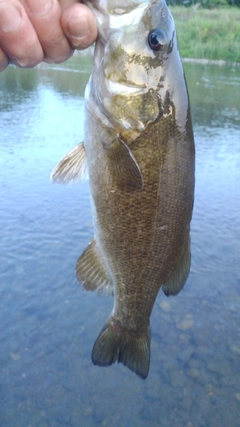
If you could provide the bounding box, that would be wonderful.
[0,56,240,427]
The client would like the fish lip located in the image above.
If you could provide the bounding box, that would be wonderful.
[105,78,147,94]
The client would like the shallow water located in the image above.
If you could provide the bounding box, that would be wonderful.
[0,57,240,427]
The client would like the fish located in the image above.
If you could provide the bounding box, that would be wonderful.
[51,0,195,379]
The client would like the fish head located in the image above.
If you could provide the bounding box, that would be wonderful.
[87,0,187,134]
[103,0,175,87]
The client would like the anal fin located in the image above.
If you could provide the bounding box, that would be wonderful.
[76,239,112,295]
[162,234,191,297]
[51,143,87,183]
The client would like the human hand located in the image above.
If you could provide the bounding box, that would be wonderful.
[0,0,97,71]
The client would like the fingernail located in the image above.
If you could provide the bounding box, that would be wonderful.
[25,0,53,16]
[0,3,22,33]
[68,16,89,40]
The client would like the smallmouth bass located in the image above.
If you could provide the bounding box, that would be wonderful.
[51,0,195,379]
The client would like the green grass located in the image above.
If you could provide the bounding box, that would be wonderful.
[170,6,240,63]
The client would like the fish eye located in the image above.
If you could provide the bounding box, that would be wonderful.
[148,29,166,52]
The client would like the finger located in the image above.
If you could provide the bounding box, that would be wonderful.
[61,3,97,50]
[21,0,74,63]
[0,0,44,67]
[0,46,8,71]
[59,0,79,10]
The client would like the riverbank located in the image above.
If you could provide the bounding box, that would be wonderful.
[170,6,240,63]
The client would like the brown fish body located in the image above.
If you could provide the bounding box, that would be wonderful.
[52,0,195,379]
[86,106,194,323]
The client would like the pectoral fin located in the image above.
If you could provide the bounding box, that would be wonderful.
[104,137,143,192]
[51,143,87,183]
[76,239,112,295]
[162,234,191,297]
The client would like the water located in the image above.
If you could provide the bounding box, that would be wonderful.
[0,56,240,427]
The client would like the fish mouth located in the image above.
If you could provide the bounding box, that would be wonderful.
[105,78,147,95]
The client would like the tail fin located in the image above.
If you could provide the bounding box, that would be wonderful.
[91,319,151,380]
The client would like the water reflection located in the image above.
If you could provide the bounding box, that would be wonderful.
[0,56,240,427]
[185,63,240,129]
[0,54,92,111]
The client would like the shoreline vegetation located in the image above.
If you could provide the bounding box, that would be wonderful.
[170,6,240,63]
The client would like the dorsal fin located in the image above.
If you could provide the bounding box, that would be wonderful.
[162,234,191,297]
